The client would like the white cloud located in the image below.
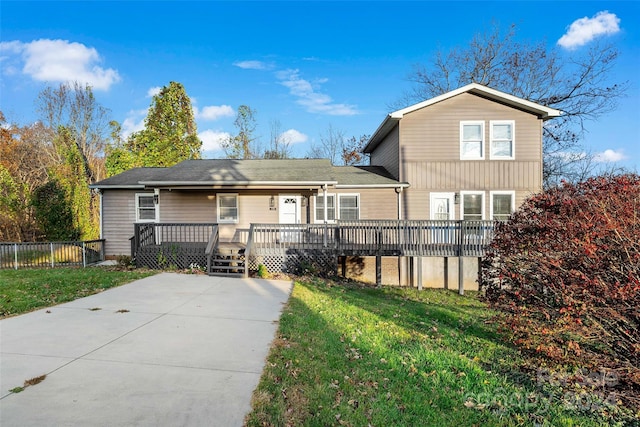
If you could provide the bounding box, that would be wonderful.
[0,39,120,90]
[558,11,621,49]
[594,149,627,163]
[233,60,273,70]
[199,129,230,152]
[121,109,147,138]
[147,86,161,97]
[194,105,235,121]
[276,69,358,116]
[280,128,308,144]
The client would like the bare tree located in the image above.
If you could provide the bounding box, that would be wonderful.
[37,82,111,183]
[308,125,345,165]
[399,24,627,187]
[308,125,369,166]
[263,120,292,159]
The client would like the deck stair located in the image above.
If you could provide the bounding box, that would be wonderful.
[208,243,246,278]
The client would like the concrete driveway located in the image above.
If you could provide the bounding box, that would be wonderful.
[0,273,292,426]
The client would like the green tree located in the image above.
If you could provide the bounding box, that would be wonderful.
[400,25,626,187]
[32,179,78,241]
[106,82,201,175]
[222,105,257,159]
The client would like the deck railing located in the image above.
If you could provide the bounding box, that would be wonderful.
[248,220,498,257]
[130,223,217,269]
[131,223,217,256]
[0,239,105,270]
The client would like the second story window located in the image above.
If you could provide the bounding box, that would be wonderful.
[490,121,515,159]
[460,121,485,160]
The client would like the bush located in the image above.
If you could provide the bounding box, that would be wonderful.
[481,174,640,408]
[257,264,271,279]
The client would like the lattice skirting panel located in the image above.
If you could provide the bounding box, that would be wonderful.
[135,243,207,270]
[248,248,337,276]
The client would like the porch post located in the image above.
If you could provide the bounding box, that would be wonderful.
[376,255,382,288]
[323,184,328,248]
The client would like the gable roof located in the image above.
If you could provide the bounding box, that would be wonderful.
[363,83,563,153]
[91,159,408,190]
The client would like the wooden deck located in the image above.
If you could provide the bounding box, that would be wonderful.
[130,221,499,292]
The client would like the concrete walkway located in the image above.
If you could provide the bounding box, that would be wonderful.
[0,273,293,426]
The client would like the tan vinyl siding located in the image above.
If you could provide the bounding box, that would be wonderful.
[159,191,216,222]
[311,188,398,222]
[370,125,400,179]
[102,190,140,256]
[398,92,544,219]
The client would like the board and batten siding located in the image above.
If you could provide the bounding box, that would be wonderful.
[396,92,544,220]
[370,125,400,180]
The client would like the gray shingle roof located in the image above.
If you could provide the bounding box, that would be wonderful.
[91,159,407,189]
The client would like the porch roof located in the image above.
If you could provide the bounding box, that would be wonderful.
[91,159,407,190]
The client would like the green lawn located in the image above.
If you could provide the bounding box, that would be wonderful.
[245,278,625,426]
[0,267,155,317]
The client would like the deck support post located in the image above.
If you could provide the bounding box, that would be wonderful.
[341,256,347,277]
[417,256,423,291]
[376,256,382,288]
[477,257,482,289]
[444,257,449,290]
[458,256,464,295]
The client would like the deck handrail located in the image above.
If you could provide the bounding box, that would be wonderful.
[205,225,220,274]
[247,220,498,257]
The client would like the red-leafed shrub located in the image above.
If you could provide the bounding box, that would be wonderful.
[481,174,640,408]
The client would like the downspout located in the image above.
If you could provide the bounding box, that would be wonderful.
[98,189,103,239]
[396,186,403,220]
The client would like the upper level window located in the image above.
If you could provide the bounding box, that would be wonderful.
[460,121,485,160]
[490,121,515,159]
[491,191,515,221]
[461,192,484,221]
[217,194,238,223]
[136,193,157,222]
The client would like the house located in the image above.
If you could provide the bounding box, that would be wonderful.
[361,83,561,288]
[90,158,408,263]
[91,83,561,289]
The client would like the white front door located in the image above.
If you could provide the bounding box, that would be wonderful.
[279,195,301,243]
[430,192,455,243]
[430,193,455,220]
[279,195,301,224]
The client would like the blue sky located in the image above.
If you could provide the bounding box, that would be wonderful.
[1,1,639,171]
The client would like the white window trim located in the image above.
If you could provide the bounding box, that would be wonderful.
[313,193,361,223]
[490,120,515,160]
[460,120,485,160]
[338,193,360,221]
[490,190,516,221]
[135,192,159,223]
[217,193,239,224]
[314,193,337,223]
[429,192,455,220]
[460,191,485,221]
